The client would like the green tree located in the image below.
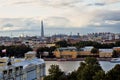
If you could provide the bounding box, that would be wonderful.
[93,70,105,80]
[105,64,120,80]
[44,65,64,80]
[36,46,56,58]
[0,45,32,57]
[55,40,68,47]
[67,71,77,80]
[115,41,120,47]
[112,50,119,58]
[91,48,99,54]
[85,57,99,65]
[77,57,103,80]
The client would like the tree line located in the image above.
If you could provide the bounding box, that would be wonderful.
[36,46,56,58]
[0,45,32,58]
[44,57,120,80]
[56,40,120,49]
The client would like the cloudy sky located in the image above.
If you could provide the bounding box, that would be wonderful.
[0,0,120,36]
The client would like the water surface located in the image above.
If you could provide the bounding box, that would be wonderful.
[45,61,120,75]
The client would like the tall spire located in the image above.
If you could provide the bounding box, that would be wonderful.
[41,20,44,37]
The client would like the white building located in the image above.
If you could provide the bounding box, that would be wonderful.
[115,34,120,40]
[0,51,45,80]
[81,46,94,51]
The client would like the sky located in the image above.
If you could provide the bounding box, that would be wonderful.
[0,0,120,36]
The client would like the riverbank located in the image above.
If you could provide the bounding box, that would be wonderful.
[43,58,112,61]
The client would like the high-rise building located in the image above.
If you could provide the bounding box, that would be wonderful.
[41,20,44,37]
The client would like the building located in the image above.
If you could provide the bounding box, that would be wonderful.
[81,46,94,51]
[78,46,98,57]
[41,20,44,38]
[54,47,77,58]
[0,51,45,80]
[99,49,113,57]
[113,47,120,56]
[113,47,120,51]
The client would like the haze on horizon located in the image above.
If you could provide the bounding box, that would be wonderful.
[0,0,120,36]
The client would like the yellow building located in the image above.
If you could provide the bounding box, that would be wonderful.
[78,51,99,57]
[99,52,112,57]
[113,47,120,51]
[54,47,77,59]
[99,49,113,58]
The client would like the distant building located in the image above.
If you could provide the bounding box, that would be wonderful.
[78,46,98,57]
[41,20,44,38]
[99,49,113,57]
[113,47,120,51]
[81,46,94,51]
[54,47,77,58]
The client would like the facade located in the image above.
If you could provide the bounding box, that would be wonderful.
[113,47,120,56]
[0,51,45,80]
[81,46,94,51]
[99,49,113,57]
[54,47,77,58]
[113,47,120,51]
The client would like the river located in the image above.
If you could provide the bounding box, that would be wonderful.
[45,61,120,75]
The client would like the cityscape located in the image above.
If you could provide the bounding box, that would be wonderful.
[0,0,120,80]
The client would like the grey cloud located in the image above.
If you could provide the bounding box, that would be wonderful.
[87,3,105,6]
[85,21,120,34]
[11,0,83,8]
[94,3,105,6]
[0,18,41,31]
[0,17,71,31]
[97,10,120,21]
[3,23,14,27]
[87,10,120,29]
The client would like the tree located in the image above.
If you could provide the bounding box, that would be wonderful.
[93,70,105,80]
[36,46,56,58]
[112,50,119,58]
[105,64,120,80]
[115,41,120,47]
[67,71,77,80]
[85,57,99,65]
[55,40,68,47]
[91,48,99,54]
[77,57,103,80]
[44,65,64,80]
[0,45,32,57]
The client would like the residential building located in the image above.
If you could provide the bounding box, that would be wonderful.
[0,51,45,80]
[54,47,77,58]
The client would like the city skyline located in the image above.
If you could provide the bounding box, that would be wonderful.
[0,0,120,36]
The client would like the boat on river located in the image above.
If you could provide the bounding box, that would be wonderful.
[110,58,120,63]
